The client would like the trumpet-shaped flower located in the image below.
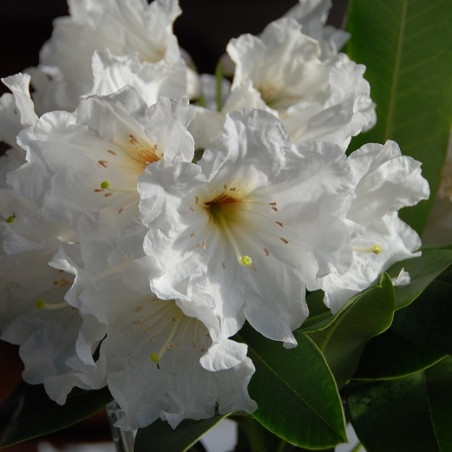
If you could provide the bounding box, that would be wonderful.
[226,17,375,149]
[190,17,375,150]
[71,256,257,430]
[86,49,187,106]
[318,141,430,312]
[13,89,194,231]
[0,246,105,404]
[28,0,193,112]
[139,109,354,346]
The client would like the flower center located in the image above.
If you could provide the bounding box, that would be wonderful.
[259,85,302,111]
[123,134,163,169]
[132,300,211,367]
[203,193,253,267]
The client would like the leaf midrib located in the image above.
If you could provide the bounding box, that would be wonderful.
[385,0,408,141]
[245,339,344,439]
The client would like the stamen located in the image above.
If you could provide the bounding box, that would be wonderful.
[36,298,68,310]
[150,310,184,364]
[215,210,253,267]
[5,213,16,223]
[353,244,383,254]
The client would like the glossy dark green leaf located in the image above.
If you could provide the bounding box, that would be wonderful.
[354,329,445,380]
[306,274,395,386]
[425,356,452,451]
[347,356,452,452]
[391,279,452,354]
[346,0,452,233]
[238,324,346,449]
[385,246,452,309]
[134,414,229,452]
[0,382,112,448]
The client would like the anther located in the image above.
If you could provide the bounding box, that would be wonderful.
[36,298,68,310]
[240,255,253,266]
[353,244,383,254]
[5,214,16,223]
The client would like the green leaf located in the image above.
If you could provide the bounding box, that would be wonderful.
[134,414,229,452]
[391,279,452,354]
[347,356,452,452]
[305,274,395,386]
[238,324,346,449]
[385,245,452,309]
[425,356,452,451]
[0,382,112,448]
[354,329,445,380]
[346,0,452,233]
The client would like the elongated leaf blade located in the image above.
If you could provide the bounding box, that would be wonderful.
[354,329,445,380]
[306,274,395,386]
[385,245,452,309]
[346,0,452,233]
[238,324,346,449]
[0,382,112,448]
[347,357,452,452]
[391,279,452,354]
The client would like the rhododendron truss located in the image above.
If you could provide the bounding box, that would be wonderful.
[0,0,450,451]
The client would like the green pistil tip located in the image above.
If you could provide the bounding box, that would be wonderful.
[5,214,15,223]
[240,255,253,266]
[36,298,46,309]
[372,245,383,254]
[100,180,111,189]
[150,353,161,363]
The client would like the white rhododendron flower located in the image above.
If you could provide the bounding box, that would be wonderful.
[319,141,430,312]
[139,109,354,346]
[0,247,104,405]
[13,88,194,230]
[190,17,375,150]
[70,256,257,430]
[87,49,187,105]
[227,18,375,149]
[28,0,194,112]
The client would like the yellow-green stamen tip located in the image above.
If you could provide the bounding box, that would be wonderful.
[372,245,383,254]
[36,298,46,309]
[100,180,111,189]
[5,214,16,223]
[240,255,253,266]
[150,353,161,363]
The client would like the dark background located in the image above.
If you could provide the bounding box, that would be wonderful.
[0,0,349,94]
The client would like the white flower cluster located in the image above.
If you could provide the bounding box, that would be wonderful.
[0,0,429,430]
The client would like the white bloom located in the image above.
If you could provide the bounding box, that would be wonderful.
[319,141,430,313]
[139,109,353,346]
[87,49,187,104]
[227,17,375,149]
[75,258,257,430]
[13,89,194,230]
[28,0,194,112]
[0,247,103,405]
[190,17,375,150]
